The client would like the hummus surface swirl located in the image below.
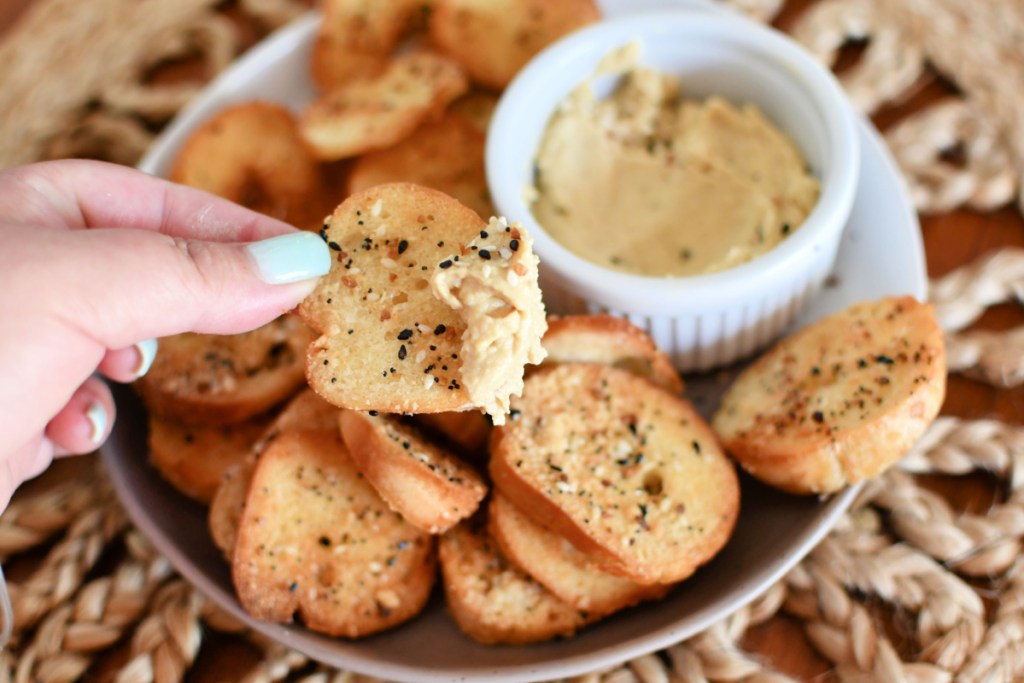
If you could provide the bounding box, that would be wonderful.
[430,217,547,424]
[531,46,820,277]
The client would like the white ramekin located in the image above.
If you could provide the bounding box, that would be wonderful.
[486,11,860,372]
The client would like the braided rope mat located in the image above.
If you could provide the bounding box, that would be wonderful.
[1,0,1023,680]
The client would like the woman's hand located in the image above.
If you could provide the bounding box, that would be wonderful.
[0,159,330,509]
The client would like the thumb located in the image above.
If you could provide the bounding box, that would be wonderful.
[4,225,331,348]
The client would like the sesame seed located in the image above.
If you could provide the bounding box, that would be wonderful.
[397,329,413,340]
[439,259,453,269]
[397,239,409,254]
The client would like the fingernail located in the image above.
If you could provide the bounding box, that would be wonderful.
[245,232,331,285]
[133,338,158,378]
[85,402,107,445]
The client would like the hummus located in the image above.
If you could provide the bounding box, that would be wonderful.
[531,45,820,277]
[430,216,547,424]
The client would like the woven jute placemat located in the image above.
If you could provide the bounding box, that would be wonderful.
[2,0,1024,681]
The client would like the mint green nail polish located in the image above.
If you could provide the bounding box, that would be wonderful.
[133,338,158,378]
[86,402,107,445]
[245,232,332,285]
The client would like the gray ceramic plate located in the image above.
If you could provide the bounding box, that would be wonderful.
[102,1,926,681]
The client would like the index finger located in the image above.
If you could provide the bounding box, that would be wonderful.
[0,159,297,241]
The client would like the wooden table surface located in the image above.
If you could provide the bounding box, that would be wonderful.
[3,0,1022,680]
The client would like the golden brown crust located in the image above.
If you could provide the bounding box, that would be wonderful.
[254,387,343,448]
[147,414,268,505]
[347,113,494,219]
[438,518,593,644]
[712,296,947,495]
[429,0,600,90]
[170,102,322,227]
[208,389,341,558]
[300,51,468,160]
[339,410,487,533]
[135,315,312,425]
[232,429,436,638]
[208,458,255,558]
[488,494,670,616]
[299,183,481,413]
[489,363,739,585]
[311,0,432,90]
[541,314,684,393]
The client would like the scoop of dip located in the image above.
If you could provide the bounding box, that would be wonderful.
[530,43,820,278]
[430,216,547,424]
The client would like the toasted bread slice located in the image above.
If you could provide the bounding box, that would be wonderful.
[298,183,546,423]
[136,315,312,425]
[490,363,739,585]
[301,51,468,160]
[148,414,268,504]
[412,410,491,459]
[712,296,946,495]
[208,389,340,557]
[541,315,684,394]
[311,0,430,90]
[208,458,255,558]
[439,518,593,644]
[487,493,669,616]
[429,0,600,89]
[348,113,494,219]
[252,386,343,450]
[233,429,436,638]
[339,409,487,533]
[169,102,323,227]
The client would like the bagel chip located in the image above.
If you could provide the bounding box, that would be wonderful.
[712,296,946,494]
[298,183,546,423]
